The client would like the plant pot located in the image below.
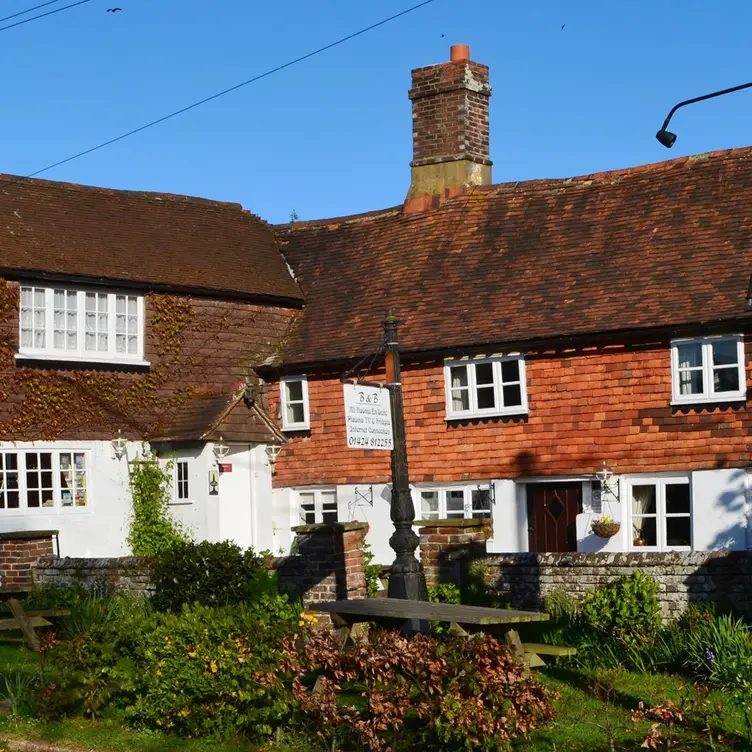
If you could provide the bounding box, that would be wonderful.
[591,521,621,539]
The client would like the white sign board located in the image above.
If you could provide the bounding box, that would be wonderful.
[343,383,394,451]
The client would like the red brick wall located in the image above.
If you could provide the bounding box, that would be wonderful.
[409,59,491,167]
[0,532,55,589]
[0,280,297,440]
[271,335,752,487]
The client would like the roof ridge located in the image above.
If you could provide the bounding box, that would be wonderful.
[0,172,256,214]
[276,145,752,229]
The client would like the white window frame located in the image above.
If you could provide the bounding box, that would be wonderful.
[280,376,310,431]
[627,475,692,552]
[296,488,337,526]
[413,484,493,521]
[17,285,147,366]
[671,335,746,405]
[172,459,191,504]
[444,355,528,420]
[0,449,92,515]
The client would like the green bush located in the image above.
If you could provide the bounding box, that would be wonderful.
[152,539,278,612]
[543,588,579,623]
[580,571,661,648]
[48,597,301,741]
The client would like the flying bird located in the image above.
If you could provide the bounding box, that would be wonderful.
[560,23,566,30]
[107,7,122,12]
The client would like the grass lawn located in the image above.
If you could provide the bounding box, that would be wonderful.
[0,637,748,751]
[518,666,747,751]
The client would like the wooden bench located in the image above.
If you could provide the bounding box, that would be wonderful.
[521,641,577,668]
[0,590,70,651]
[312,598,561,673]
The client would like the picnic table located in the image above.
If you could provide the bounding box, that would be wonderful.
[0,589,69,652]
[311,598,575,670]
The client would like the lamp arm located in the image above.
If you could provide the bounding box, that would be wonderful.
[660,80,752,132]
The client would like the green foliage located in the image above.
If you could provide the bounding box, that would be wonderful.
[127,451,189,556]
[48,599,301,742]
[152,539,279,613]
[281,629,557,751]
[542,588,579,623]
[3,670,41,717]
[462,559,509,609]
[427,582,461,605]
[580,571,661,648]
[361,540,383,597]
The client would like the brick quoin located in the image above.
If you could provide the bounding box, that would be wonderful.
[270,334,752,487]
[0,532,55,589]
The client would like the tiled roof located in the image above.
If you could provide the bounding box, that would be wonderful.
[276,147,752,365]
[0,175,302,303]
[154,390,285,444]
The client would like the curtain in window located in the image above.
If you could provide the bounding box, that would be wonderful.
[631,486,653,539]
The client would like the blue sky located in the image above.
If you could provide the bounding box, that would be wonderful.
[2,0,751,223]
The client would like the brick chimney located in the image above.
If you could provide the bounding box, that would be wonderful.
[407,44,492,200]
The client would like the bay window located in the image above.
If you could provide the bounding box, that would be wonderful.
[280,376,310,431]
[0,450,88,512]
[298,489,337,525]
[18,285,145,364]
[671,336,745,404]
[444,356,527,419]
[630,477,691,550]
[416,485,492,521]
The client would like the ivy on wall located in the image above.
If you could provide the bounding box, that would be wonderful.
[0,282,268,442]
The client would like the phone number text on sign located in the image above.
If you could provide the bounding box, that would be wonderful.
[343,383,394,451]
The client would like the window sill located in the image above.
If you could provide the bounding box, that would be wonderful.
[282,423,310,433]
[671,395,745,407]
[15,352,150,368]
[168,501,193,506]
[446,409,528,421]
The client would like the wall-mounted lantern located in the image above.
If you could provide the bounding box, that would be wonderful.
[111,430,128,461]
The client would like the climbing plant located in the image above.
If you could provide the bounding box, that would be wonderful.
[127,449,190,556]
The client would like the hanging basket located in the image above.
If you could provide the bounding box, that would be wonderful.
[591,520,621,539]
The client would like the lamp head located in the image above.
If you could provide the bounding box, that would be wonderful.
[656,129,677,148]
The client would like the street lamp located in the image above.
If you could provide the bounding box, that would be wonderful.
[656,80,752,148]
[383,310,428,602]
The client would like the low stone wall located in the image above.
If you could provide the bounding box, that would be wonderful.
[30,523,370,609]
[33,556,156,597]
[480,551,752,620]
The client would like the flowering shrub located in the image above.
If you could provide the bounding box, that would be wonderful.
[48,597,302,741]
[280,629,557,751]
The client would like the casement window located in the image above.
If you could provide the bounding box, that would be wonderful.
[18,286,145,364]
[280,376,310,431]
[630,477,691,551]
[0,450,88,512]
[671,336,746,404]
[444,356,527,419]
[174,460,190,502]
[298,489,337,525]
[416,485,492,521]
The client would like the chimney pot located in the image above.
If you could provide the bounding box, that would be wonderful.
[450,44,470,62]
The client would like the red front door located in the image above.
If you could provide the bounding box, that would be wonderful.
[527,483,582,552]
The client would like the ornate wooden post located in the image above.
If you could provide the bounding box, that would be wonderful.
[384,310,427,601]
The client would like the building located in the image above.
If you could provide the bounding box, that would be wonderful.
[267,45,752,563]
[3,45,752,561]
[0,177,302,555]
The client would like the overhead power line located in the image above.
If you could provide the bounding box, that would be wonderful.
[11,0,438,184]
[0,0,93,33]
[0,0,66,26]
